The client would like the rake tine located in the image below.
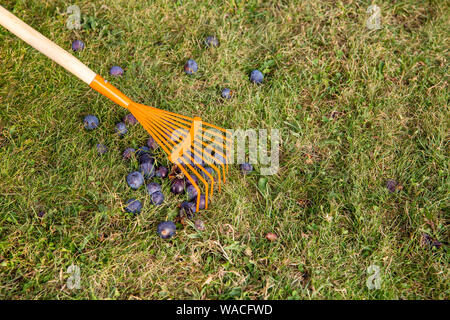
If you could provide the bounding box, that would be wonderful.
[130,103,230,211]
[191,161,214,199]
[178,157,210,211]
[189,144,224,188]
[134,111,175,150]
[139,117,211,211]
[147,114,215,209]
[192,139,228,179]
[133,112,188,160]
[196,128,230,173]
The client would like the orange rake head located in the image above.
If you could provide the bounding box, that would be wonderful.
[129,103,231,211]
[90,75,231,212]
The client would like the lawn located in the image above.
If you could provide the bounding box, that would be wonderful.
[0,0,448,299]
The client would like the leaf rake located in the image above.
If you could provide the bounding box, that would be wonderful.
[0,6,231,211]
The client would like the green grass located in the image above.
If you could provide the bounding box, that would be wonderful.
[0,0,448,299]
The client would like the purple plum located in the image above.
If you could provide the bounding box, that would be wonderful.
[205,36,219,48]
[250,70,264,84]
[147,136,158,150]
[123,113,137,126]
[140,160,155,178]
[139,153,154,164]
[184,59,198,75]
[115,122,127,136]
[136,146,151,158]
[72,40,85,52]
[221,88,232,99]
[110,66,124,76]
[186,184,198,201]
[125,199,142,214]
[240,162,253,174]
[386,179,398,193]
[156,166,168,178]
[200,166,215,182]
[126,171,144,190]
[146,182,162,195]
[150,191,164,206]
[157,221,176,239]
[171,178,185,194]
[191,194,207,210]
[179,201,196,220]
[83,115,99,130]
[185,174,199,187]
[122,148,135,160]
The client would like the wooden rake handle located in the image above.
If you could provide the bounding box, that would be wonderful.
[0,5,132,108]
[0,5,96,84]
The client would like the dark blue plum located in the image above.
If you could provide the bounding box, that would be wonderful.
[185,174,199,186]
[171,178,185,194]
[156,166,168,178]
[110,66,124,76]
[186,184,198,201]
[123,113,137,126]
[157,221,176,239]
[72,40,85,52]
[147,136,158,150]
[179,201,196,220]
[140,160,155,178]
[200,166,215,182]
[198,195,207,210]
[205,36,219,48]
[221,88,232,99]
[125,198,142,214]
[139,153,154,164]
[184,59,198,75]
[191,194,207,210]
[250,70,264,84]
[240,162,253,174]
[122,148,135,160]
[115,122,127,136]
[136,146,151,158]
[386,179,398,193]
[150,191,164,206]
[126,171,144,190]
[96,143,108,155]
[83,115,99,130]
[146,182,162,195]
